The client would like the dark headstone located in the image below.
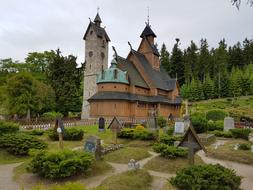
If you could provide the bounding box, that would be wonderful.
[98,117,105,132]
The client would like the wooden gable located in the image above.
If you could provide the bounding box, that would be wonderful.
[107,116,123,132]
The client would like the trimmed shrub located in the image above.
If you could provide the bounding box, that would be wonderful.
[171,164,241,190]
[0,121,19,134]
[28,149,94,179]
[230,128,251,140]
[206,109,228,121]
[135,124,145,130]
[157,116,167,128]
[28,129,45,136]
[42,111,63,120]
[210,130,232,138]
[207,120,224,131]
[0,133,47,156]
[153,143,187,158]
[191,115,208,133]
[48,128,84,141]
[118,128,156,140]
[159,134,182,146]
[167,127,174,135]
[239,143,251,150]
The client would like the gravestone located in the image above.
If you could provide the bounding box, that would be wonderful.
[178,125,206,165]
[224,117,235,132]
[98,117,105,132]
[174,121,185,135]
[84,136,102,160]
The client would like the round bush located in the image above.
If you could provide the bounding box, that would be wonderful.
[0,133,47,156]
[171,164,241,190]
[0,121,19,134]
[191,115,208,133]
[28,149,94,179]
[42,111,63,120]
[207,120,224,131]
[157,116,167,128]
[48,128,84,141]
[206,109,228,121]
[153,143,187,158]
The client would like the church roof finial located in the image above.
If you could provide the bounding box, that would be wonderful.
[147,6,150,26]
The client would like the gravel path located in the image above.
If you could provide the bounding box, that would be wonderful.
[197,150,253,190]
[0,163,21,190]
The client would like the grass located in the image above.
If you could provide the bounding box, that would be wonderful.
[207,139,253,164]
[104,147,150,164]
[99,169,152,190]
[144,155,205,174]
[0,149,29,165]
[190,95,253,121]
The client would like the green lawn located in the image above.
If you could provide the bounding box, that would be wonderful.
[144,155,205,174]
[191,95,253,120]
[0,149,29,165]
[99,169,152,190]
[104,147,151,164]
[207,139,253,164]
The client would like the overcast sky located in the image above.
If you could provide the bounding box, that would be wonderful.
[0,0,253,64]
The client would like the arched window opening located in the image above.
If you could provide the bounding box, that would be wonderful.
[114,69,118,79]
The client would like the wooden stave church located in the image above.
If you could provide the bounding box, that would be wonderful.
[83,13,182,120]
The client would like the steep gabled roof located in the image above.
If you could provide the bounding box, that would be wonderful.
[140,24,157,38]
[83,22,110,42]
[131,50,177,91]
[117,56,148,88]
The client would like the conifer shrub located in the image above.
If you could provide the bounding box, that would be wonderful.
[230,128,251,140]
[210,130,232,138]
[159,134,182,146]
[157,116,167,128]
[206,109,228,121]
[28,129,45,136]
[47,128,84,141]
[28,149,94,179]
[0,133,47,156]
[191,115,208,133]
[153,143,187,158]
[171,164,241,190]
[42,111,63,120]
[207,120,224,131]
[238,143,251,150]
[0,121,19,134]
[118,128,155,140]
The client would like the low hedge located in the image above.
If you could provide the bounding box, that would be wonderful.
[0,133,47,156]
[206,109,228,121]
[171,164,241,190]
[28,149,94,179]
[207,120,224,131]
[239,143,251,150]
[210,130,232,138]
[159,134,182,146]
[230,128,251,140]
[118,128,156,140]
[0,121,19,134]
[153,143,187,158]
[27,129,45,136]
[48,128,84,141]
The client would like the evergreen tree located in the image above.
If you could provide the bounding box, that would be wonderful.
[170,39,184,86]
[180,84,190,99]
[198,39,210,80]
[239,67,252,96]
[184,41,199,80]
[242,38,253,65]
[160,43,170,73]
[229,68,242,98]
[189,79,203,101]
[183,50,192,85]
[228,42,244,70]
[46,49,82,116]
[203,74,214,99]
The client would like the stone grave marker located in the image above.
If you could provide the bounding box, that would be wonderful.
[224,117,235,132]
[98,117,105,132]
[174,121,185,135]
[84,136,102,160]
[108,117,123,144]
[178,125,206,165]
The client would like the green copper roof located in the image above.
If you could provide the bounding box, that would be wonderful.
[97,58,129,84]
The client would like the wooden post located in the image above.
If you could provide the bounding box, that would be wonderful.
[114,131,117,145]
[59,132,64,149]
[188,147,194,165]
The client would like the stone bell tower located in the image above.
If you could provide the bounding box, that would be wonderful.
[81,13,110,119]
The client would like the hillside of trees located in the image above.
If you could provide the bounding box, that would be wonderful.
[160,38,253,101]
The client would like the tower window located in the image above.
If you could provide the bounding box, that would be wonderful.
[114,70,118,79]
[90,31,93,35]
[102,40,105,48]
[101,52,105,59]
[89,51,93,57]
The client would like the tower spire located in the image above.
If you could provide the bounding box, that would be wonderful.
[94,8,102,26]
[147,6,150,26]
